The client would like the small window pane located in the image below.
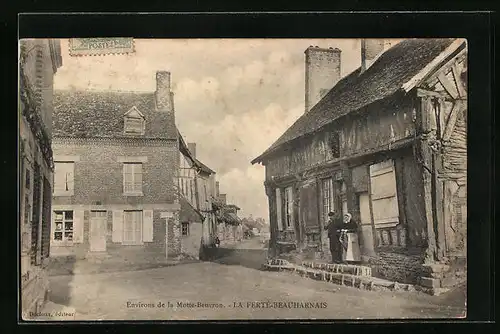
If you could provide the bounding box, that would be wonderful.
[65,232,73,241]
[65,222,73,231]
[65,211,73,220]
[55,212,63,221]
[55,222,63,231]
[54,232,63,240]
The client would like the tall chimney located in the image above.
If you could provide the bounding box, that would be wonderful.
[187,143,197,158]
[304,46,341,113]
[155,71,173,111]
[361,39,385,73]
[215,181,220,197]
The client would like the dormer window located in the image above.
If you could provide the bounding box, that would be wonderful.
[124,106,145,135]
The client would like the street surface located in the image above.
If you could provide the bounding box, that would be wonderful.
[43,237,466,320]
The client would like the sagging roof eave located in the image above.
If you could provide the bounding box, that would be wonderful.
[250,92,402,165]
[251,39,466,166]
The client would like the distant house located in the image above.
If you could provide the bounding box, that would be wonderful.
[50,71,182,262]
[213,184,243,243]
[20,39,62,316]
[178,136,218,259]
[252,39,467,289]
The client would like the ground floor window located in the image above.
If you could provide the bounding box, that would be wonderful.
[181,222,190,236]
[123,210,143,244]
[369,159,400,228]
[53,210,74,242]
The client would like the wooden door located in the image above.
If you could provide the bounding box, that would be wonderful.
[90,211,107,252]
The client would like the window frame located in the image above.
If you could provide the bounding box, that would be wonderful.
[321,178,334,223]
[122,210,143,245]
[123,162,143,196]
[181,222,190,236]
[52,210,74,244]
[53,161,75,196]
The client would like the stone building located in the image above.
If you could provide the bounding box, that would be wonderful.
[252,39,467,292]
[19,39,62,316]
[50,71,181,262]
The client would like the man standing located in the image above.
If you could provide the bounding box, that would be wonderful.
[324,211,343,263]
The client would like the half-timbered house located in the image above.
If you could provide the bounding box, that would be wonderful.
[252,39,467,289]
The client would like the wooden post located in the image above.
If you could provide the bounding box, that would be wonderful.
[366,164,378,250]
[418,96,438,262]
[433,153,447,260]
[266,185,277,258]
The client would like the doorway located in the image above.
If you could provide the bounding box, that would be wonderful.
[90,211,107,252]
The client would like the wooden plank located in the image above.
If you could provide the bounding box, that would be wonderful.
[437,73,459,99]
[417,88,450,99]
[442,101,463,142]
[452,63,467,97]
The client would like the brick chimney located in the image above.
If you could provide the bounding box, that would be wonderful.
[361,39,385,73]
[187,143,197,158]
[155,71,173,112]
[215,181,220,197]
[304,46,341,113]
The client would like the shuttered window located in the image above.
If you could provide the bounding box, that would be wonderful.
[123,163,143,194]
[369,160,400,228]
[123,210,143,244]
[124,116,145,134]
[54,162,75,195]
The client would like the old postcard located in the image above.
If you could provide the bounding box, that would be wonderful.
[19,38,467,321]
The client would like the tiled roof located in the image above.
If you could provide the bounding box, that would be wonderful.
[179,195,204,223]
[53,90,177,140]
[252,38,461,163]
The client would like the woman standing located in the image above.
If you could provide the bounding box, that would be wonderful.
[339,213,361,264]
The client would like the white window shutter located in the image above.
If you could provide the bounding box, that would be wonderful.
[112,210,123,243]
[123,164,132,193]
[276,188,283,231]
[73,210,85,243]
[143,210,153,242]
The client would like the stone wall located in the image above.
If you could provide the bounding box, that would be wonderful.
[363,249,426,284]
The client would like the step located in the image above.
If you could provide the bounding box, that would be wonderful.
[301,261,372,277]
[263,259,416,293]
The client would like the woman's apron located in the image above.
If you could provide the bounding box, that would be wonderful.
[345,232,361,262]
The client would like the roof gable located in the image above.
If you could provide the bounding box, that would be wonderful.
[124,106,145,119]
[251,38,464,164]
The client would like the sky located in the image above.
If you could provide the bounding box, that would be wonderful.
[53,38,400,219]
